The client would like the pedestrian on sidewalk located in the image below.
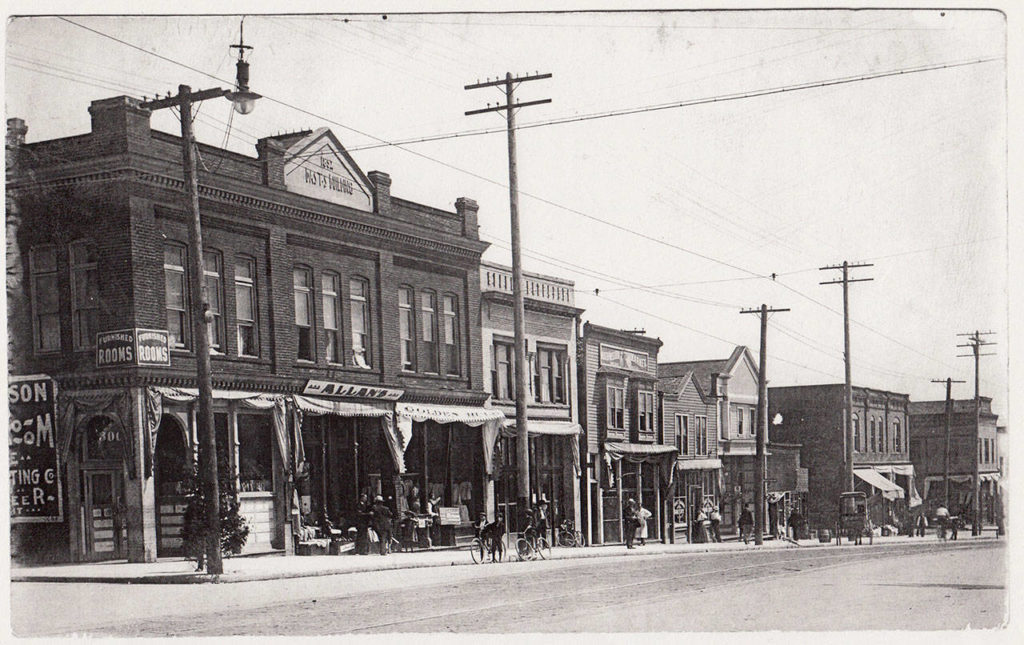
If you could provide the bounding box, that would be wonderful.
[637,505,652,546]
[739,506,754,545]
[710,507,723,543]
[787,508,803,541]
[355,493,373,555]
[624,498,639,549]
[915,513,928,537]
[371,495,394,555]
[935,505,950,540]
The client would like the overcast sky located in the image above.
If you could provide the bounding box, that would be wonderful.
[5,9,1010,417]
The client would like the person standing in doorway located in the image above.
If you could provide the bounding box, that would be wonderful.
[355,493,372,555]
[710,507,723,543]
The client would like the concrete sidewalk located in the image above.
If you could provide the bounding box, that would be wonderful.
[11,530,999,585]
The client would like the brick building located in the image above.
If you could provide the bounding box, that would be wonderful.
[6,96,503,564]
[577,323,674,545]
[658,368,721,542]
[480,262,584,545]
[907,397,1000,523]
[768,384,919,530]
[659,346,759,534]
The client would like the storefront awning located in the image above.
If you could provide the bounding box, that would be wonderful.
[292,394,392,417]
[854,468,904,500]
[151,386,281,408]
[980,472,1001,482]
[396,403,505,426]
[676,458,722,471]
[500,420,581,436]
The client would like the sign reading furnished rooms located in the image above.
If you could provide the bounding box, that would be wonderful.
[282,128,373,211]
[96,328,171,367]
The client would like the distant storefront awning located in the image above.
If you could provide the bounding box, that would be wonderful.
[292,394,391,417]
[980,473,1001,482]
[676,458,722,471]
[396,403,505,426]
[500,421,582,476]
[854,468,905,500]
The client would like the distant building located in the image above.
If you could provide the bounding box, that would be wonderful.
[768,384,918,530]
[660,346,760,534]
[578,323,673,545]
[908,398,1000,523]
[479,261,584,545]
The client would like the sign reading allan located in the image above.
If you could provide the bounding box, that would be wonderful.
[9,375,63,522]
[282,129,373,212]
[303,380,404,401]
[96,328,171,368]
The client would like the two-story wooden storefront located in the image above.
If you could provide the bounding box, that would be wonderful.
[577,323,674,545]
[6,96,501,564]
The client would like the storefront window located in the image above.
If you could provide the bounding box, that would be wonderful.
[238,415,273,492]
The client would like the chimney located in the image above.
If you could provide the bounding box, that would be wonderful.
[88,96,150,148]
[367,170,391,216]
[455,197,480,240]
[6,118,27,147]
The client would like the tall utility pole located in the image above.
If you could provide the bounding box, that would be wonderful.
[957,330,996,536]
[931,378,965,508]
[820,261,873,494]
[140,27,259,573]
[465,73,551,525]
[740,304,789,545]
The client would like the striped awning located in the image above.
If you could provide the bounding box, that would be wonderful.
[292,394,391,417]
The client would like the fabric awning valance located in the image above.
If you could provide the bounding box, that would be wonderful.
[604,441,677,461]
[292,394,392,417]
[677,458,723,471]
[854,468,904,500]
[152,386,280,408]
[500,420,581,437]
[980,472,1001,482]
[396,403,505,427]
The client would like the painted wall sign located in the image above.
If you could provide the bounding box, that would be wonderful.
[96,328,170,367]
[599,343,649,372]
[282,129,373,211]
[303,380,404,401]
[9,375,63,523]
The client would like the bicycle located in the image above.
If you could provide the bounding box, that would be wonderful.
[470,534,508,564]
[557,519,583,548]
[515,528,551,561]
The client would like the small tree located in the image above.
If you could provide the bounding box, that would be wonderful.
[181,456,249,571]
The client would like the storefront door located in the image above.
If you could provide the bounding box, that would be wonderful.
[82,469,125,560]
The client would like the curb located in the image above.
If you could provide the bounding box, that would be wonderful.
[11,534,1000,585]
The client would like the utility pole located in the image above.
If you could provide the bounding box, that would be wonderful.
[740,304,789,545]
[820,261,873,495]
[466,73,551,526]
[957,330,996,536]
[931,378,965,508]
[140,26,259,573]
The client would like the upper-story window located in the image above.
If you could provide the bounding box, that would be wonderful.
[853,414,861,452]
[322,272,342,363]
[637,391,655,437]
[293,267,314,361]
[420,291,439,373]
[696,415,708,455]
[350,277,371,368]
[677,414,688,455]
[736,406,744,436]
[893,419,902,453]
[534,347,567,404]
[443,294,459,376]
[869,417,877,453]
[203,250,224,353]
[234,256,258,357]
[163,244,189,350]
[30,245,61,353]
[749,408,756,435]
[491,339,515,400]
[607,385,625,430]
[69,241,99,351]
[399,287,416,371]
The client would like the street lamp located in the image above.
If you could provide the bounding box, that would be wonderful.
[140,25,259,575]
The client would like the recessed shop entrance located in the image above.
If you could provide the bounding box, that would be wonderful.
[78,415,127,561]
